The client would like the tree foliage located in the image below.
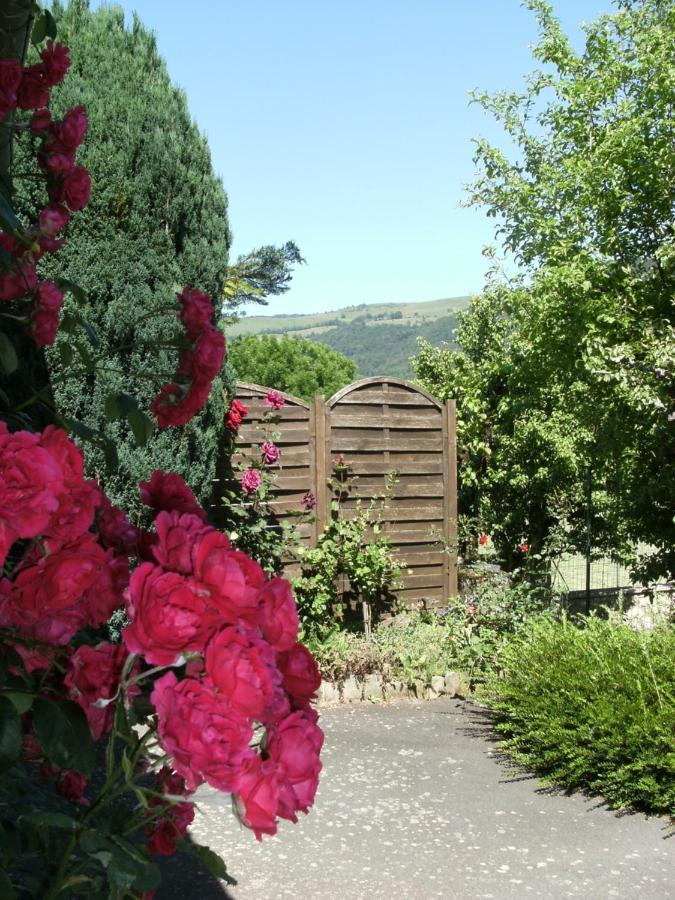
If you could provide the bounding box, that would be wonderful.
[229,334,357,401]
[14,0,234,513]
[414,0,675,578]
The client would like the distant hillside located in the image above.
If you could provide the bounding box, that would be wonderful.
[227,296,470,378]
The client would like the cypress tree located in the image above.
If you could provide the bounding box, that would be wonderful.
[17,0,234,513]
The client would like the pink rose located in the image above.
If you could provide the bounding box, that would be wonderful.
[278,643,321,708]
[204,626,279,719]
[123,563,220,666]
[139,470,207,522]
[302,491,316,511]
[192,531,265,623]
[0,423,63,563]
[30,280,64,348]
[152,510,209,574]
[40,426,98,544]
[268,709,323,820]
[264,389,285,411]
[57,165,91,211]
[233,758,280,840]
[241,467,261,495]
[257,577,299,652]
[151,672,255,793]
[261,441,280,465]
[0,257,37,302]
[65,643,137,741]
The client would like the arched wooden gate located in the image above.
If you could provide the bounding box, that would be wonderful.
[224,377,458,607]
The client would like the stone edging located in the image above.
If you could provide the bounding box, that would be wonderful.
[317,670,470,706]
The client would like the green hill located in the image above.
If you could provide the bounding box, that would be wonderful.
[227,296,470,378]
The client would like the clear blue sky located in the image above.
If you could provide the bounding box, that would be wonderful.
[92,1,609,315]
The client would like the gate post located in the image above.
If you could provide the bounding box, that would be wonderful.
[444,399,459,596]
[312,395,328,542]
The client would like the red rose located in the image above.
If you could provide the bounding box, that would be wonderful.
[30,107,52,134]
[205,626,279,719]
[43,149,76,176]
[94,490,137,554]
[40,41,71,87]
[0,423,64,564]
[39,204,69,236]
[278,644,321,708]
[178,287,214,339]
[0,59,22,117]
[152,510,209,574]
[139,470,207,522]
[65,642,137,741]
[233,758,280,840]
[147,799,194,856]
[57,770,88,805]
[7,534,107,645]
[30,280,64,348]
[150,380,209,428]
[518,542,529,552]
[55,104,88,150]
[478,533,488,546]
[17,64,50,110]
[57,165,91,211]
[123,563,220,666]
[268,709,323,820]
[225,399,248,432]
[151,672,255,793]
[0,255,37,301]
[40,426,99,545]
[192,531,265,623]
[257,577,299,652]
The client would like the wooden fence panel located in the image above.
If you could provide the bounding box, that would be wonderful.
[227,377,457,608]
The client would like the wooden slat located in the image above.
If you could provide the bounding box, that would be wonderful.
[330,435,443,452]
[401,572,444,589]
[337,389,437,407]
[238,426,310,444]
[397,550,446,566]
[330,411,442,430]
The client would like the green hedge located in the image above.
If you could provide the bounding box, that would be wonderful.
[486,616,675,815]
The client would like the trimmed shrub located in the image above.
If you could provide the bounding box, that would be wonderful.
[486,616,675,814]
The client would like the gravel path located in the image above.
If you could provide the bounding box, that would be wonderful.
[158,698,674,899]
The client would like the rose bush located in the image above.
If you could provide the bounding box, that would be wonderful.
[0,21,322,898]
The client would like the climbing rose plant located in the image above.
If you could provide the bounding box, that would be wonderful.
[0,28,322,899]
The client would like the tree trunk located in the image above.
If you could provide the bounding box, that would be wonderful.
[0,0,34,195]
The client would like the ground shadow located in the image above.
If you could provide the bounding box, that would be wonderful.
[157,834,236,900]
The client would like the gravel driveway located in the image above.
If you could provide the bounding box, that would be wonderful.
[158,698,674,899]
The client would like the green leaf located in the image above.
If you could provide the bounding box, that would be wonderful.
[0,333,18,376]
[104,393,121,422]
[31,10,48,45]
[0,696,21,774]
[20,811,80,832]
[55,278,87,306]
[45,9,58,39]
[0,868,16,900]
[2,691,34,714]
[190,843,237,886]
[59,342,74,367]
[0,194,21,234]
[102,438,119,473]
[32,698,95,775]
[127,409,154,447]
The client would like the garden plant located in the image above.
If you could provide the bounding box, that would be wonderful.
[0,12,323,898]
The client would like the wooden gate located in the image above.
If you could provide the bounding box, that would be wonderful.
[226,377,458,607]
